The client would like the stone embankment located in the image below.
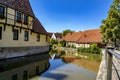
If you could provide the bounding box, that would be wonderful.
[96,49,120,80]
[96,49,107,80]
[0,46,49,59]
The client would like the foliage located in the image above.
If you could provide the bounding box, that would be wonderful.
[100,0,120,46]
[49,38,58,46]
[78,47,90,53]
[67,45,75,48]
[49,49,57,56]
[78,44,101,54]
[89,44,101,54]
[60,40,66,47]
[61,51,66,56]
[62,29,74,36]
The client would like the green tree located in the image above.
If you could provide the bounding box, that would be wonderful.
[50,38,58,46]
[62,29,74,36]
[100,0,120,46]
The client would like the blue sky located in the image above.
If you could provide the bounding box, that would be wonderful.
[30,0,113,32]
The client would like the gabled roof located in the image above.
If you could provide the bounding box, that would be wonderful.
[62,32,84,42]
[55,33,62,39]
[0,0,34,17]
[77,29,102,43]
[0,0,48,35]
[63,29,102,43]
[48,32,62,39]
[33,17,48,35]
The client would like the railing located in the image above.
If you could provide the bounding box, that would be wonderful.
[106,47,120,80]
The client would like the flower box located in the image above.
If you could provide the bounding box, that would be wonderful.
[16,19,22,23]
[23,21,28,25]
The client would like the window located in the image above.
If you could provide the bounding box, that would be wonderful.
[24,31,29,41]
[46,35,48,42]
[0,6,5,19]
[12,74,17,80]
[23,70,28,80]
[13,29,19,40]
[37,34,40,41]
[16,12,22,23]
[24,15,28,25]
[0,27,2,40]
[36,66,39,75]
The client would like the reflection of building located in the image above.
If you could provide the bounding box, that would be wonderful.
[49,32,62,41]
[63,29,103,48]
[0,53,49,80]
[0,0,49,59]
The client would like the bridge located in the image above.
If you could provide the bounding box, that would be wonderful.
[97,47,120,80]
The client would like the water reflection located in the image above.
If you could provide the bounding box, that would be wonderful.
[0,53,49,80]
[30,59,97,80]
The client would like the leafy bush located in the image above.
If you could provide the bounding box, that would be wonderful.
[78,44,101,54]
[61,51,66,56]
[89,44,101,54]
[70,45,75,48]
[67,45,70,47]
[60,40,66,47]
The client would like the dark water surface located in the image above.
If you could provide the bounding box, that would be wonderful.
[30,59,97,80]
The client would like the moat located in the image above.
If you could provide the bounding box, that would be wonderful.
[0,51,100,80]
[30,58,99,80]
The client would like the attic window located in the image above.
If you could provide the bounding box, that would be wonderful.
[0,6,5,19]
[24,15,28,25]
[16,12,22,23]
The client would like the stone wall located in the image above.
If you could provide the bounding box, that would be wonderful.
[0,46,49,59]
[96,49,107,80]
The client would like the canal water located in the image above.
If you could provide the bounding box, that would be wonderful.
[30,59,97,80]
[0,52,99,80]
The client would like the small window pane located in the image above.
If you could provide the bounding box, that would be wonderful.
[37,34,40,41]
[17,12,21,21]
[36,66,39,75]
[23,70,28,80]
[24,15,28,22]
[24,31,29,41]
[12,74,17,80]
[0,6,5,16]
[0,27,2,40]
[46,35,48,42]
[13,29,19,40]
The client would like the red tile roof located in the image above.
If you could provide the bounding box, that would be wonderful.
[62,29,102,43]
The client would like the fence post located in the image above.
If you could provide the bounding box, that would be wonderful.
[107,47,114,80]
